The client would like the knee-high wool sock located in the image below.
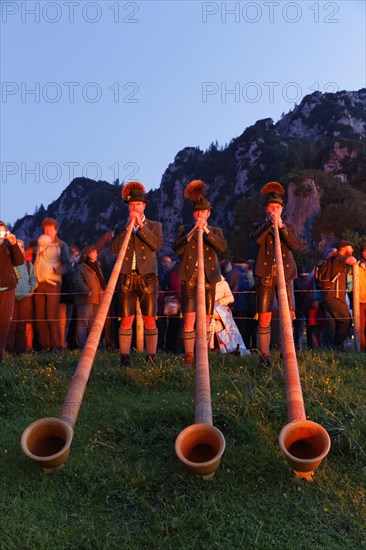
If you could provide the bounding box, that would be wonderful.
[119,328,132,355]
[182,331,195,354]
[258,326,271,357]
[145,328,158,355]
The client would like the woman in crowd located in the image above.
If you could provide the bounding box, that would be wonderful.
[7,239,37,354]
[73,246,106,348]
[210,275,250,356]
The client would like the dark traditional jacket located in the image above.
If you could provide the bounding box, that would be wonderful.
[0,241,24,289]
[172,225,227,284]
[110,219,163,275]
[322,254,349,303]
[251,220,300,281]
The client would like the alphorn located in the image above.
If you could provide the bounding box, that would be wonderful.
[20,221,135,471]
[175,226,225,478]
[273,219,331,480]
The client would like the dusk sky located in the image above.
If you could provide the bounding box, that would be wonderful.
[1,0,365,226]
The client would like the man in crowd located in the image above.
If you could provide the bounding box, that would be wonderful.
[0,221,24,362]
[251,182,301,368]
[110,182,163,367]
[173,180,227,367]
[34,217,70,351]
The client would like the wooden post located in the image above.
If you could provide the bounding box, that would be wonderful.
[135,298,144,352]
[353,263,360,352]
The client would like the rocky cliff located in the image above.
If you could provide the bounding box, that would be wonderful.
[12,89,366,263]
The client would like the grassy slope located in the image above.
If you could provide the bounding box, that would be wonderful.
[1,351,365,550]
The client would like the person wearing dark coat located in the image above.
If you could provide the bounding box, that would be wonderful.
[172,180,227,367]
[73,246,106,348]
[251,182,301,368]
[0,221,24,362]
[227,258,256,350]
[321,240,357,351]
[110,182,163,367]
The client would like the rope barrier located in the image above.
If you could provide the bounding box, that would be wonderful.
[7,289,362,325]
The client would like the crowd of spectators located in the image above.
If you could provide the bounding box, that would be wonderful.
[1,215,366,362]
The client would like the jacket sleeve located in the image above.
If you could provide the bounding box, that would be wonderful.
[331,255,347,274]
[250,221,272,245]
[95,232,114,252]
[251,220,300,251]
[172,225,188,256]
[10,243,24,266]
[218,281,234,306]
[73,265,90,295]
[278,224,301,251]
[137,221,163,252]
[204,227,227,253]
[110,231,128,255]
[60,241,70,267]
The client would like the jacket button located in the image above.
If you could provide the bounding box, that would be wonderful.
[206,247,209,251]
[269,240,272,244]
[142,256,146,260]
[286,264,289,267]
[125,258,129,261]
[264,262,267,265]
[188,255,192,259]
[185,265,189,270]
[208,257,212,260]
[192,245,195,249]
[211,267,214,270]
[267,251,269,255]
[141,246,145,250]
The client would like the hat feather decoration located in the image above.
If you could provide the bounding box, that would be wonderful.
[121,181,146,202]
[184,179,211,211]
[184,179,207,202]
[260,181,285,196]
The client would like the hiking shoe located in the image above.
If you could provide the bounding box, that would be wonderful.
[258,354,271,369]
[120,354,131,369]
[184,352,195,369]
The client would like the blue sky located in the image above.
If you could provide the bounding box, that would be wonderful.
[1,0,365,226]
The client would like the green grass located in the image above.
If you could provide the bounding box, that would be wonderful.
[1,350,365,549]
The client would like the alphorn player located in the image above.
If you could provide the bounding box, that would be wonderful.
[251,182,301,368]
[111,182,163,367]
[173,180,227,368]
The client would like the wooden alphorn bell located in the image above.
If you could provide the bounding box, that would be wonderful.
[21,221,135,472]
[273,219,331,480]
[175,227,225,478]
